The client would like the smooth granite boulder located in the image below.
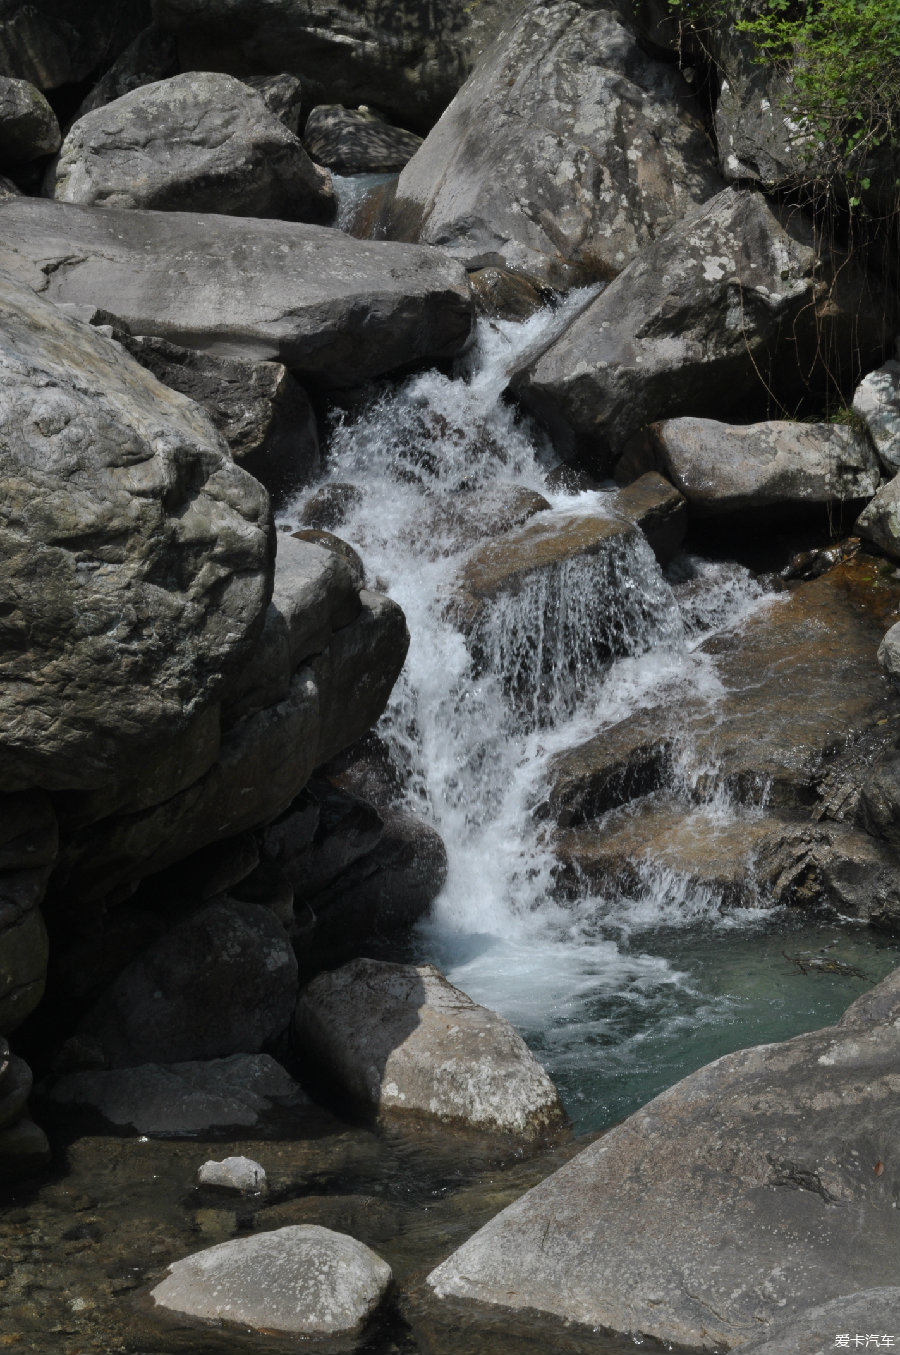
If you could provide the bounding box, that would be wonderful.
[423,967,900,1350]
[295,958,566,1139]
[0,199,473,383]
[854,359,900,475]
[0,266,271,793]
[48,72,334,223]
[390,2,721,288]
[151,1225,392,1338]
[511,187,890,473]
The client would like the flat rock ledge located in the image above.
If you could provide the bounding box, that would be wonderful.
[294,958,566,1141]
[150,1225,392,1339]
[421,965,900,1351]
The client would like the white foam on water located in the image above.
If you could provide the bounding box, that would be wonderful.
[280,301,784,1126]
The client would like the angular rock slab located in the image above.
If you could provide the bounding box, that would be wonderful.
[0,199,473,382]
[390,2,721,288]
[0,268,271,792]
[854,359,900,475]
[737,1289,900,1355]
[511,187,890,473]
[629,417,880,518]
[425,969,900,1350]
[48,71,334,223]
[151,1225,391,1337]
[295,958,565,1139]
[44,1053,306,1135]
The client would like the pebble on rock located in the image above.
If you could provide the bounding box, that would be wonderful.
[150,1224,392,1337]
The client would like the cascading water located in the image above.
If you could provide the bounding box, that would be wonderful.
[282,301,900,1133]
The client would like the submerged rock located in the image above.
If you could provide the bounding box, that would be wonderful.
[150,1224,392,1337]
[423,967,900,1349]
[389,1,721,288]
[294,958,566,1139]
[0,198,474,383]
[44,1054,306,1135]
[511,187,890,474]
[48,72,334,223]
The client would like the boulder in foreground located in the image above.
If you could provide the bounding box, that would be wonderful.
[151,1224,391,1337]
[0,199,473,383]
[295,958,566,1140]
[423,967,900,1350]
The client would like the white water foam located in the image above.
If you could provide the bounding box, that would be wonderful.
[281,302,781,1124]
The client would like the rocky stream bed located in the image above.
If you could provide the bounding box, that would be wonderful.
[2,1,900,1351]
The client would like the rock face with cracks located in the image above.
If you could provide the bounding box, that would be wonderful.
[389,1,722,288]
[0,198,473,383]
[150,1224,392,1337]
[0,267,271,793]
[294,958,566,1139]
[424,967,900,1350]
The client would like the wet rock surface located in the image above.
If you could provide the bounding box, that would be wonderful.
[295,959,566,1139]
[389,1,721,288]
[0,198,474,382]
[424,968,900,1351]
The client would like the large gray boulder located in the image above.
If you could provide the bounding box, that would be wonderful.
[388,2,722,289]
[424,966,900,1350]
[0,266,271,793]
[75,900,298,1068]
[151,1225,392,1338]
[625,417,880,518]
[0,199,473,383]
[511,187,890,474]
[48,72,334,223]
[0,76,60,161]
[295,959,566,1139]
[153,0,522,131]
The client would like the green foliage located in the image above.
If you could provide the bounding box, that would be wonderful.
[670,0,900,201]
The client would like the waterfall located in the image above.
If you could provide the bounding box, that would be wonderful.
[281,302,812,1132]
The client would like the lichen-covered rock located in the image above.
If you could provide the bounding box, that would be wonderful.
[853,359,900,475]
[294,958,566,1139]
[48,72,334,222]
[511,187,891,474]
[0,198,473,383]
[304,104,422,174]
[75,900,298,1068]
[424,967,900,1349]
[389,2,722,288]
[44,1053,306,1135]
[0,267,271,793]
[856,473,900,559]
[151,1226,392,1337]
[0,75,60,160]
[627,417,880,518]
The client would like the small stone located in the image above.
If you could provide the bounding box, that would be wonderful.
[197,1156,267,1195]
